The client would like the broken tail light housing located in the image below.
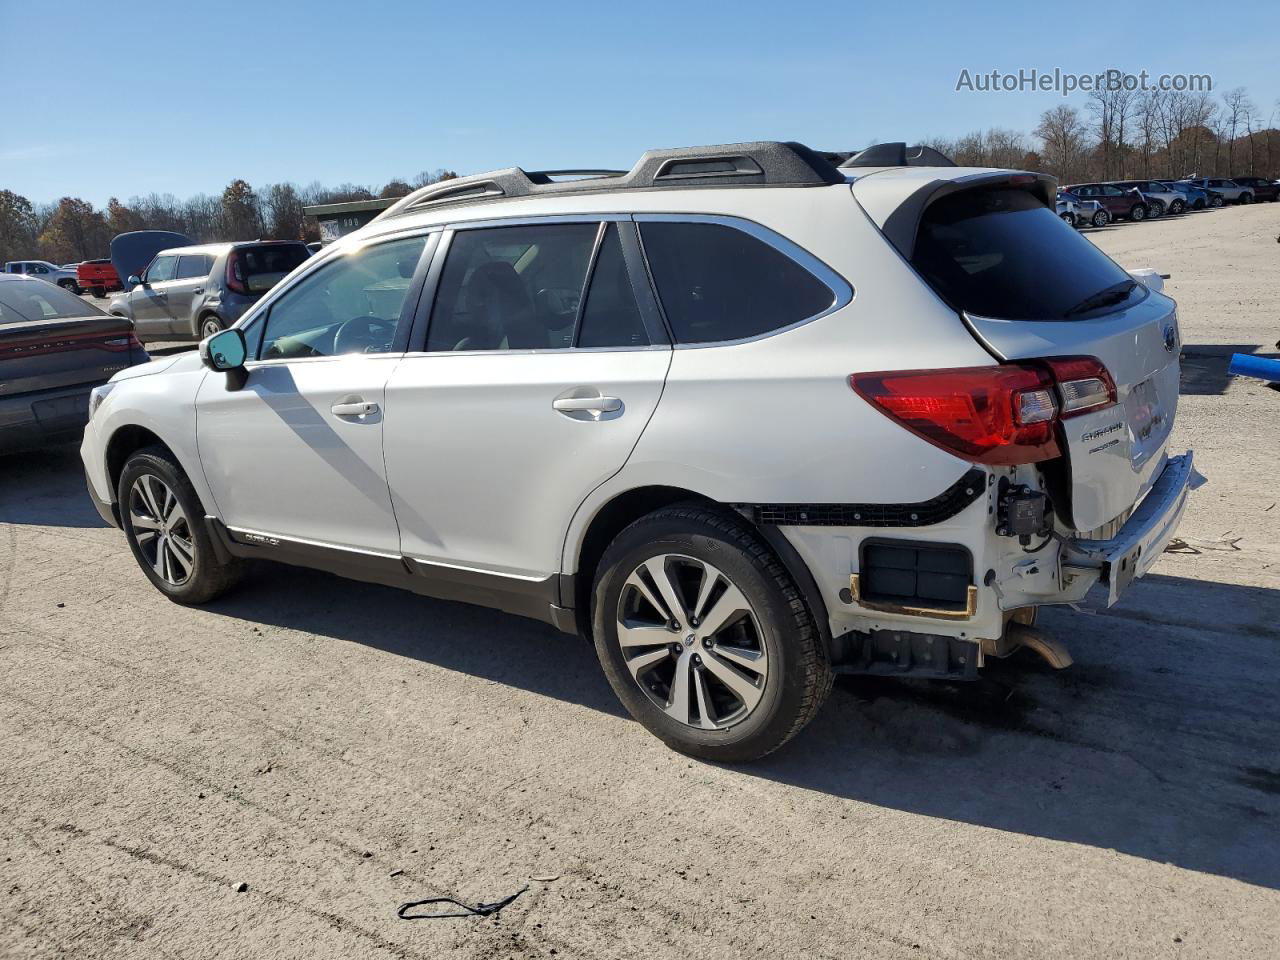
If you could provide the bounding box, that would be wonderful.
[850,357,1117,466]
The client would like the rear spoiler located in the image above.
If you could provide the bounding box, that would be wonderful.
[863,171,1059,261]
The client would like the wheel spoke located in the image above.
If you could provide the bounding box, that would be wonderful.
[163,490,183,525]
[617,619,673,649]
[626,570,671,623]
[152,536,168,578]
[625,647,669,681]
[692,666,717,729]
[663,657,692,724]
[130,512,161,531]
[691,565,719,625]
[136,476,163,518]
[167,535,194,577]
[134,529,159,547]
[641,557,687,625]
[713,642,767,677]
[702,649,764,712]
[697,582,750,638]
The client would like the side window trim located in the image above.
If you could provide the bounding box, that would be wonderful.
[407,215,670,355]
[246,231,438,363]
[633,213,854,349]
[570,223,609,347]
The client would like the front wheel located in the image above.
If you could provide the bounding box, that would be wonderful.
[1130,203,1147,221]
[1170,199,1185,215]
[1060,211,1075,224]
[1238,192,1252,205]
[1092,209,1110,227]
[592,505,832,762]
[119,446,243,604]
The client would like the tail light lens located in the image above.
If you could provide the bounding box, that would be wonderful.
[225,250,249,295]
[1044,357,1116,417]
[850,357,1117,466]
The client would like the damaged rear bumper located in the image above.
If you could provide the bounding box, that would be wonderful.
[1060,451,1195,606]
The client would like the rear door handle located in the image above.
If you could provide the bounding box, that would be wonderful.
[331,399,380,417]
[552,396,622,413]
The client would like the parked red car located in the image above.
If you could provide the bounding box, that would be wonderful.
[76,259,122,298]
[1062,183,1150,222]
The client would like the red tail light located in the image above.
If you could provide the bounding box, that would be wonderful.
[850,358,1117,466]
[225,250,249,295]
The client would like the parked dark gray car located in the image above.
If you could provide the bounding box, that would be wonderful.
[108,240,310,343]
[0,274,148,453]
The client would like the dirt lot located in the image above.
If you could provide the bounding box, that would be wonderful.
[3,205,1279,959]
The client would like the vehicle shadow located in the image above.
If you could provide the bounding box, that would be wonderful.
[1180,344,1275,396]
[201,558,1280,892]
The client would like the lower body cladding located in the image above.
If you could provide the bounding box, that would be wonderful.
[767,451,1195,678]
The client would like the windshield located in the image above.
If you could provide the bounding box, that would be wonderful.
[911,187,1146,322]
[0,279,105,324]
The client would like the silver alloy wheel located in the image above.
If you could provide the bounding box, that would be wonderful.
[201,317,221,339]
[1093,210,1109,227]
[616,554,768,730]
[128,474,195,585]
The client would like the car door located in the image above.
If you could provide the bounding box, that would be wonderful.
[130,254,179,338]
[195,231,434,556]
[168,254,212,335]
[383,218,671,593]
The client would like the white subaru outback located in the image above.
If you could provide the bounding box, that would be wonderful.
[81,141,1194,762]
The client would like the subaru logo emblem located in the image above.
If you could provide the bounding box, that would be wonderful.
[1163,324,1178,354]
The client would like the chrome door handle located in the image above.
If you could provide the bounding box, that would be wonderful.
[331,399,379,417]
[552,396,622,413]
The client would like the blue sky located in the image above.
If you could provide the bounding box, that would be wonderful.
[2,0,1276,206]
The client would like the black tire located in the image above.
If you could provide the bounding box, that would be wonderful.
[1092,209,1110,227]
[1130,203,1147,222]
[199,315,223,340]
[1149,199,1164,218]
[1060,211,1074,224]
[1238,192,1252,205]
[1193,199,1205,210]
[591,504,832,762]
[92,286,105,298]
[58,279,81,294]
[118,445,243,604]
[1170,199,1185,215]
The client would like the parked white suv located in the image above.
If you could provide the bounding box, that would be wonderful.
[81,141,1194,761]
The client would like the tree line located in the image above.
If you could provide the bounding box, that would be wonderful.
[4,83,1277,267]
[927,87,1278,186]
[0,169,457,266]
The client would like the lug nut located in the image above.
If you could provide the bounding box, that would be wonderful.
[702,637,713,649]
[692,654,702,666]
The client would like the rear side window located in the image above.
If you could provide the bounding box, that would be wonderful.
[175,255,211,280]
[911,188,1144,322]
[639,222,834,344]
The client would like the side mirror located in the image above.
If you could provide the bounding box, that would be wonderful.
[200,327,247,372]
[127,274,144,289]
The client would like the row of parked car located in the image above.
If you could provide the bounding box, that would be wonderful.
[1055,175,1278,227]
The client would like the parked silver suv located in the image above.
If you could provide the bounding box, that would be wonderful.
[108,240,310,342]
[4,260,82,293]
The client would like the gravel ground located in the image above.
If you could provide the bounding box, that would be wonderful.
[2,204,1279,959]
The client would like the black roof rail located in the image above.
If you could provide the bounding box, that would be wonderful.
[374,141,846,221]
[841,142,957,168]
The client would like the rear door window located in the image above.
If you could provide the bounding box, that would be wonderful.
[175,255,211,280]
[427,223,598,351]
[638,221,834,344]
[576,224,649,349]
[911,187,1145,322]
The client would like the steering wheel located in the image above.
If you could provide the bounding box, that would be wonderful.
[333,316,393,355]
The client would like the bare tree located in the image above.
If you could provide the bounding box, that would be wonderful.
[1035,104,1089,183]
[1222,87,1255,175]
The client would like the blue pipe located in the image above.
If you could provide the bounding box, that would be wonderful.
[1228,353,1280,383]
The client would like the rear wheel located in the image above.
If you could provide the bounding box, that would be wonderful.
[118,446,243,604]
[1092,209,1110,227]
[1170,199,1185,215]
[1239,192,1252,205]
[1211,195,1225,207]
[92,286,105,298]
[1130,203,1147,221]
[58,279,81,294]
[1148,199,1165,218]
[592,505,832,762]
[199,315,223,339]
[1060,211,1074,224]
